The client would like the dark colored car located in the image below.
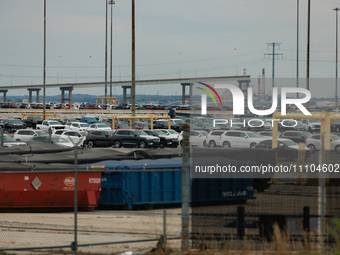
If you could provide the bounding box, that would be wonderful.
[3,118,26,132]
[84,130,114,148]
[23,116,44,129]
[331,120,340,133]
[255,138,311,161]
[279,131,312,143]
[143,129,179,148]
[111,129,160,148]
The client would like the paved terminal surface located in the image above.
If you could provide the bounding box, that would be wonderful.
[0,208,183,254]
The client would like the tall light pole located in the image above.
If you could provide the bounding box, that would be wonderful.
[306,0,310,109]
[334,7,340,104]
[105,0,108,105]
[297,0,299,98]
[131,0,136,118]
[43,0,46,118]
[109,0,115,98]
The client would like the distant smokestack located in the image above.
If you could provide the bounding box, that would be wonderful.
[258,75,261,97]
[261,68,265,98]
[243,68,246,76]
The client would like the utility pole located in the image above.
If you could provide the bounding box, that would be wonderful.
[131,0,136,120]
[307,0,310,109]
[264,42,283,88]
[334,7,340,105]
[297,0,299,98]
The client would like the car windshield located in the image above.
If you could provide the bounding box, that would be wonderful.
[97,124,108,128]
[135,130,148,136]
[282,140,297,146]
[7,119,21,124]
[87,117,97,121]
[80,123,89,127]
[154,130,167,135]
[49,121,61,125]
[173,119,185,124]
[331,135,340,140]
[199,131,208,136]
[119,123,129,128]
[32,117,43,120]
[35,130,47,136]
[332,120,340,124]
[168,130,178,134]
[309,120,320,123]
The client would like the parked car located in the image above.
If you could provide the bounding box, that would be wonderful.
[178,129,208,147]
[111,129,160,148]
[219,130,267,148]
[331,120,340,133]
[13,129,47,141]
[26,135,75,148]
[23,116,44,129]
[67,122,90,131]
[84,130,114,148]
[59,130,88,146]
[36,120,66,133]
[0,134,26,147]
[87,123,112,132]
[80,116,101,124]
[301,119,321,133]
[114,122,130,130]
[255,138,311,161]
[144,129,179,148]
[135,122,151,130]
[279,131,312,144]
[306,134,340,154]
[3,118,26,132]
[205,130,226,147]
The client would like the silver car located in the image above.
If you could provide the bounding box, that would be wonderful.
[305,134,340,153]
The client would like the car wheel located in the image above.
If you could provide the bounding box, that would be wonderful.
[87,140,94,148]
[307,144,316,153]
[113,140,122,148]
[209,140,216,147]
[222,141,231,148]
[139,140,146,148]
[250,142,257,148]
[335,145,340,154]
[203,141,207,147]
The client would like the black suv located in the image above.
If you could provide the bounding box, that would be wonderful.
[111,129,160,148]
[279,130,312,143]
[3,118,26,132]
[84,130,114,147]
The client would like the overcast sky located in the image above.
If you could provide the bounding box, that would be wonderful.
[1,0,339,98]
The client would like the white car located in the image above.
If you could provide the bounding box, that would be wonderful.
[178,130,208,147]
[13,129,47,141]
[36,120,66,133]
[68,122,90,131]
[157,129,179,139]
[301,119,321,133]
[87,123,112,132]
[219,130,267,148]
[59,130,88,147]
[306,134,340,153]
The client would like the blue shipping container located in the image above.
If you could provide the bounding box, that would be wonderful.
[86,158,254,209]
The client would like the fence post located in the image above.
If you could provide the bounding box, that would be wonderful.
[237,207,245,240]
[181,123,190,250]
[0,127,3,147]
[303,206,310,233]
[163,210,167,249]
